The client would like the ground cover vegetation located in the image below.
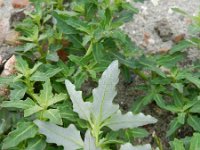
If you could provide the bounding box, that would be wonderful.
[0,0,200,149]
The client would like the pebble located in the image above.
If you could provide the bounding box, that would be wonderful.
[12,0,29,8]
[1,55,16,77]
[0,0,4,7]
[5,30,21,46]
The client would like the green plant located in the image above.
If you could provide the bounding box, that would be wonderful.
[15,0,139,89]
[170,132,200,150]
[34,60,157,149]
[121,41,199,137]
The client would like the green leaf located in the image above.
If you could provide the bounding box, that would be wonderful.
[15,43,37,52]
[187,115,200,132]
[170,40,192,54]
[2,122,38,149]
[24,104,43,117]
[65,80,92,122]
[171,8,189,16]
[177,113,186,124]
[47,93,67,106]
[15,56,29,75]
[105,111,157,131]
[25,136,46,150]
[10,82,27,100]
[139,57,166,77]
[129,128,149,138]
[52,12,78,34]
[171,83,184,93]
[43,109,63,125]
[67,18,91,34]
[189,101,200,113]
[120,143,151,150]
[167,117,182,137]
[34,120,84,150]
[91,60,120,123]
[30,62,42,75]
[190,133,200,150]
[38,79,53,107]
[30,68,62,81]
[0,76,15,85]
[172,139,185,150]
[186,75,200,89]
[1,99,33,109]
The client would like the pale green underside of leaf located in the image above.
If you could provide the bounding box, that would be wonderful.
[105,111,157,131]
[92,60,120,123]
[65,79,91,121]
[34,120,84,150]
[120,143,152,150]
[84,130,101,150]
[2,122,38,149]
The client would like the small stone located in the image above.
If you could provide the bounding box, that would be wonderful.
[154,18,173,42]
[172,34,185,44]
[0,0,4,7]
[12,0,29,9]
[158,47,170,54]
[151,0,160,6]
[1,55,16,77]
[143,32,150,45]
[5,30,21,46]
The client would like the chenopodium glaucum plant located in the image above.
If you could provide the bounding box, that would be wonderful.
[34,60,157,150]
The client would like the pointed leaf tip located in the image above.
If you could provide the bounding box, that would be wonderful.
[92,60,120,123]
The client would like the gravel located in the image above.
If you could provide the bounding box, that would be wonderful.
[123,0,200,59]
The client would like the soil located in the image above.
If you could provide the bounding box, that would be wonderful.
[123,0,200,60]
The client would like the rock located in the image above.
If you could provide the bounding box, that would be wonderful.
[0,85,9,98]
[0,0,4,7]
[1,55,16,77]
[154,18,173,42]
[0,18,10,43]
[12,0,29,9]
[143,32,151,45]
[10,10,26,27]
[172,34,185,44]
[157,47,170,54]
[5,30,21,46]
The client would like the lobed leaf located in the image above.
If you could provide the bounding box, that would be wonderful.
[91,60,120,123]
[65,80,92,122]
[105,111,157,131]
[34,120,84,150]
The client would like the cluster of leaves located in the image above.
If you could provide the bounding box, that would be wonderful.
[127,8,200,149]
[0,0,156,150]
[15,0,139,89]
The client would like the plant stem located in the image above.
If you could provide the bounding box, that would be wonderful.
[133,69,148,81]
